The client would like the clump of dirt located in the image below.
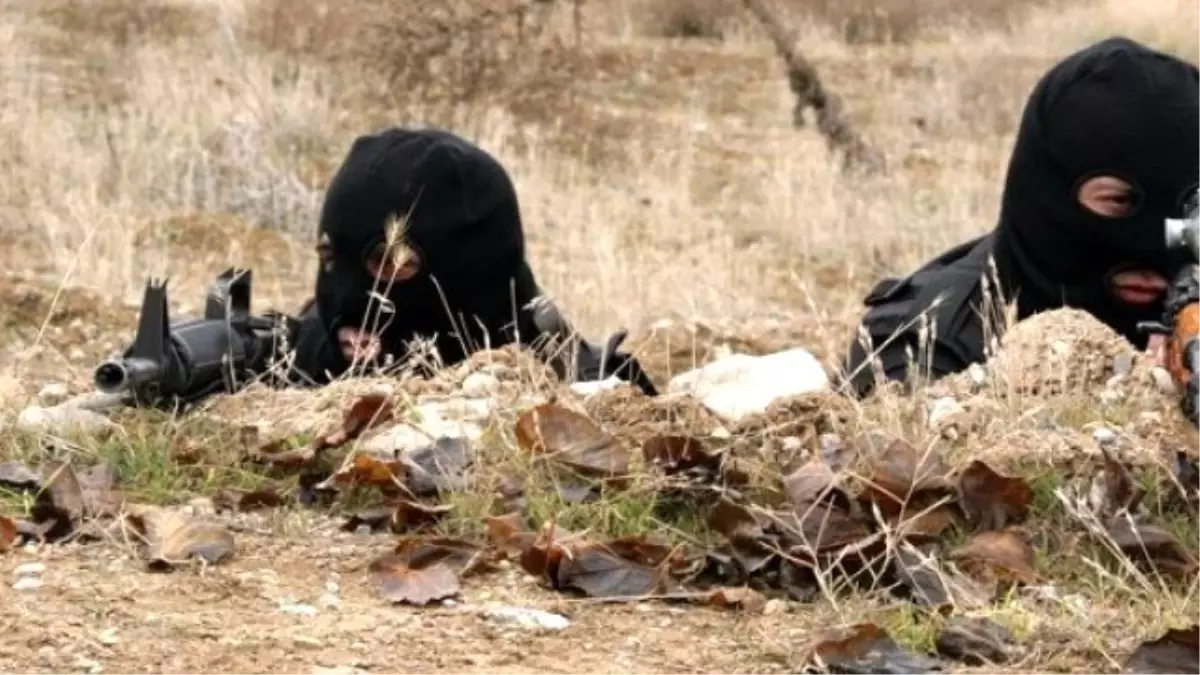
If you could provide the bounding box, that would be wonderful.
[402,345,563,399]
[730,391,855,438]
[133,212,299,271]
[582,386,725,442]
[0,274,137,378]
[202,376,403,439]
[985,308,1135,397]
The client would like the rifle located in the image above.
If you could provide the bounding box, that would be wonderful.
[1139,191,1199,428]
[93,268,296,410]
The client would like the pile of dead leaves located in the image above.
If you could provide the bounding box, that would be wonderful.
[0,459,235,570]
[3,389,1197,673]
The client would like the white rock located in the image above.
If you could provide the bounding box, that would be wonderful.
[1092,427,1117,446]
[1149,367,1177,395]
[36,383,70,406]
[569,376,628,397]
[13,562,45,577]
[360,399,487,457]
[666,348,829,422]
[927,396,964,428]
[17,404,115,434]
[480,605,570,631]
[967,363,988,388]
[12,577,42,591]
[278,601,318,617]
[461,372,500,398]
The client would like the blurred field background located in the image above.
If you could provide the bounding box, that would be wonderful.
[0,1,1197,672]
[0,0,1194,394]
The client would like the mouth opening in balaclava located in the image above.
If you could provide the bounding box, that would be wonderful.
[990,36,1200,346]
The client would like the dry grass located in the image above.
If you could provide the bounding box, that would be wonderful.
[0,0,1197,671]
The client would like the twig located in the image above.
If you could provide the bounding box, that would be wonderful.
[742,0,886,176]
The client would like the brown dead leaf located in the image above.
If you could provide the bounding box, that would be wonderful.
[341,505,397,533]
[393,501,453,532]
[127,505,235,570]
[1107,517,1199,580]
[214,488,286,513]
[707,500,777,576]
[642,435,744,487]
[486,512,536,556]
[1094,448,1145,517]
[956,461,1032,531]
[315,392,395,451]
[325,454,407,490]
[392,536,494,577]
[247,440,317,470]
[949,530,1037,585]
[519,522,576,583]
[42,462,123,521]
[602,533,677,568]
[700,586,767,613]
[555,541,667,599]
[515,403,629,478]
[368,552,459,606]
[1124,624,1199,674]
[935,616,1013,665]
[340,501,455,534]
[0,515,17,553]
[856,440,954,519]
[891,546,953,609]
[810,623,944,673]
[780,502,873,556]
[0,460,42,491]
[784,459,853,512]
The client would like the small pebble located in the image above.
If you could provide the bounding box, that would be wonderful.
[461,372,500,398]
[13,577,43,591]
[1112,353,1135,377]
[97,628,119,646]
[278,602,318,617]
[14,562,46,577]
[967,363,988,387]
[1150,367,1177,394]
[927,396,964,428]
[1092,427,1117,446]
[319,593,340,609]
[36,382,70,406]
[293,635,323,649]
[481,605,570,631]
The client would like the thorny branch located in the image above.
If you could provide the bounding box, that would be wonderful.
[742,0,886,176]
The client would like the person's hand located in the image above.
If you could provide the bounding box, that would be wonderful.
[337,326,382,363]
[578,330,660,396]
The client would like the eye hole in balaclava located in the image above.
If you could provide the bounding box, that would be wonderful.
[363,237,422,283]
[1075,173,1143,219]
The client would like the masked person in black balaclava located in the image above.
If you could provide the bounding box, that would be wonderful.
[842,36,1199,397]
[284,127,659,395]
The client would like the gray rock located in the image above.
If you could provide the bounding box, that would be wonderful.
[1112,353,1135,377]
[16,404,115,435]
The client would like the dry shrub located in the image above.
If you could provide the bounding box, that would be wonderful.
[631,0,1051,44]
[242,0,581,114]
[35,0,217,45]
[791,0,1048,44]
[635,0,746,39]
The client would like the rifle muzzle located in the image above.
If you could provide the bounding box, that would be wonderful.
[93,357,163,395]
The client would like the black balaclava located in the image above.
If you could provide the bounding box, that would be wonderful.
[314,127,531,364]
[991,36,1199,347]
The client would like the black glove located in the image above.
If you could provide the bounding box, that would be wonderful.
[575,329,659,397]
